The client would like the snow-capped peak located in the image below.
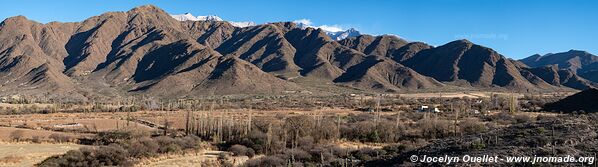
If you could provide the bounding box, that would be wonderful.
[197,15,223,21]
[228,21,257,28]
[293,19,361,40]
[170,13,198,21]
[170,13,256,27]
[326,28,362,41]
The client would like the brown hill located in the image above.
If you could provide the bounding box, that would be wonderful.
[520,50,598,73]
[403,39,547,90]
[338,35,408,57]
[0,5,300,99]
[544,88,598,112]
[214,23,301,78]
[338,35,432,62]
[556,69,597,90]
[523,65,596,90]
[334,56,443,92]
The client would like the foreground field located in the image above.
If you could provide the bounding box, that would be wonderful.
[0,143,83,167]
[0,91,589,166]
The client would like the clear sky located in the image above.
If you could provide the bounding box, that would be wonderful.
[1,0,596,59]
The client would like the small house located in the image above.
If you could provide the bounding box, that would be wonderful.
[418,105,442,113]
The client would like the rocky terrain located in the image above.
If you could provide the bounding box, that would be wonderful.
[366,113,598,166]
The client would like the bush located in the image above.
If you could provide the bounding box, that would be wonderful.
[460,118,487,135]
[382,144,411,156]
[39,135,201,167]
[243,156,285,167]
[176,135,201,150]
[31,136,44,143]
[9,130,25,142]
[155,136,182,153]
[514,114,533,124]
[124,137,159,158]
[229,144,255,157]
[49,133,74,143]
[95,144,130,166]
[282,149,312,162]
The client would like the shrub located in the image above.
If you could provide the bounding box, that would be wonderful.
[125,137,159,158]
[460,118,487,135]
[514,114,533,124]
[229,144,255,157]
[382,144,411,156]
[49,133,74,143]
[155,136,182,153]
[282,149,312,162]
[243,156,285,167]
[31,136,44,143]
[9,130,25,142]
[96,144,130,166]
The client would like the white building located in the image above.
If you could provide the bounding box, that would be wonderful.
[418,105,441,113]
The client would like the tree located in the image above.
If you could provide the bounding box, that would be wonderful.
[284,116,313,149]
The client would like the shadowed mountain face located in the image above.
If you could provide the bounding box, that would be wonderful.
[523,65,597,90]
[579,70,598,83]
[333,56,443,92]
[401,40,547,90]
[520,50,598,83]
[521,50,598,73]
[0,5,593,100]
[544,88,598,112]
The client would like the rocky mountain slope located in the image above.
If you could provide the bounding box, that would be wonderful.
[0,5,593,100]
[521,50,598,72]
[521,50,598,83]
[401,40,553,90]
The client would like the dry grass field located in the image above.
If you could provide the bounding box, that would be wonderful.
[0,112,158,134]
[0,143,83,167]
[0,127,81,141]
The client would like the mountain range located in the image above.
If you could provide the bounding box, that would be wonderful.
[520,50,598,83]
[0,5,596,101]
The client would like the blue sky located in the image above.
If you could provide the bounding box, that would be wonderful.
[1,0,596,59]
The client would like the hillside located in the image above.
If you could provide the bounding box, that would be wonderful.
[402,40,550,90]
[0,5,594,101]
[543,88,598,112]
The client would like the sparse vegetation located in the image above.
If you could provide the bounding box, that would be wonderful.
[0,92,594,166]
[38,130,202,167]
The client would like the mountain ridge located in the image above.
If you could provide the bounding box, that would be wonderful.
[0,5,594,101]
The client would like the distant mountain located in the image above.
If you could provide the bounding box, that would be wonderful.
[294,20,362,41]
[402,39,550,90]
[326,28,361,40]
[227,21,257,28]
[520,50,598,83]
[520,50,598,73]
[524,65,597,90]
[170,13,256,27]
[170,13,223,21]
[0,5,590,101]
